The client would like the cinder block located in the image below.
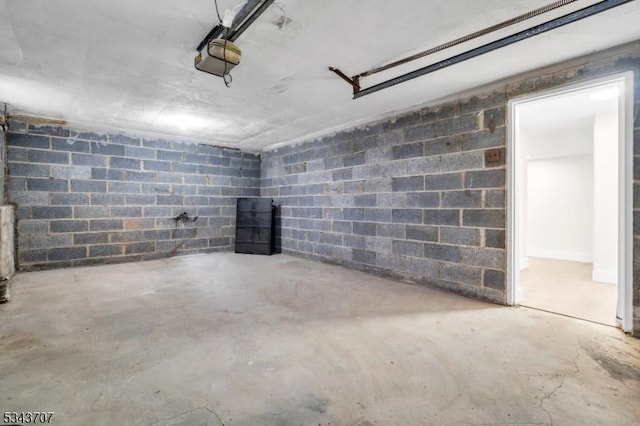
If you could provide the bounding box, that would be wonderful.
[91,194,125,205]
[109,134,141,146]
[392,209,422,224]
[74,232,110,245]
[9,163,50,178]
[89,245,124,257]
[110,157,141,170]
[441,190,482,208]
[91,142,125,156]
[141,160,169,172]
[110,231,144,243]
[71,131,107,142]
[465,169,505,189]
[157,149,183,162]
[71,180,107,193]
[424,243,461,262]
[354,194,377,207]
[406,225,438,242]
[19,249,47,264]
[343,152,365,167]
[484,269,505,290]
[52,138,91,153]
[392,142,424,159]
[353,249,376,265]
[485,229,505,249]
[392,176,424,192]
[424,173,462,190]
[364,208,392,223]
[9,134,51,149]
[8,147,28,162]
[402,157,439,176]
[32,206,72,219]
[126,146,156,160]
[173,162,198,174]
[111,207,142,217]
[440,151,484,172]
[28,150,69,164]
[126,171,156,183]
[404,123,437,142]
[377,223,405,239]
[18,220,49,234]
[50,193,89,206]
[392,240,423,257]
[108,182,141,194]
[10,191,49,206]
[124,242,155,255]
[440,263,482,286]
[125,194,156,205]
[29,234,72,249]
[26,178,68,193]
[462,209,505,228]
[333,169,352,181]
[423,209,460,226]
[107,169,126,181]
[485,189,505,208]
[90,219,124,231]
[353,222,376,236]
[406,192,440,208]
[365,147,392,164]
[50,220,88,233]
[353,135,380,152]
[440,227,480,246]
[48,247,87,261]
[332,221,352,234]
[143,139,171,150]
[72,153,107,167]
[74,206,109,219]
[460,247,505,269]
[91,168,107,180]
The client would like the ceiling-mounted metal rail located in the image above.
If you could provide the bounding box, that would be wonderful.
[195,0,273,52]
[357,0,579,80]
[330,0,633,99]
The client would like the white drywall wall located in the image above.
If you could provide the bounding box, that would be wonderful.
[592,111,619,283]
[527,154,594,262]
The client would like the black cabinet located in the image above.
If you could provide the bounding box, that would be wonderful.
[235,198,274,255]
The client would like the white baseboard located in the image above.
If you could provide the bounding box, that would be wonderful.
[527,247,592,263]
[592,269,617,284]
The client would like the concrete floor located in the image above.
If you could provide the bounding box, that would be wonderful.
[520,257,618,326]
[1,253,639,426]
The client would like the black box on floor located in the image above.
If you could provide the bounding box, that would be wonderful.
[235,198,274,255]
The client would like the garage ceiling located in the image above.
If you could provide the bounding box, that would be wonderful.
[1,0,639,151]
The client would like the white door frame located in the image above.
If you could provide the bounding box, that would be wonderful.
[506,72,634,333]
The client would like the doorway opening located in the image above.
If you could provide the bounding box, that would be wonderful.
[507,73,633,332]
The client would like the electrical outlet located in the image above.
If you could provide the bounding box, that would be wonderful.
[485,149,501,164]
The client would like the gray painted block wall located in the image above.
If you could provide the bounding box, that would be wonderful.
[262,94,507,303]
[263,43,640,328]
[6,122,260,270]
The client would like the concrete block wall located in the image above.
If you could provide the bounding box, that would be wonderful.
[262,94,507,303]
[6,121,260,270]
[263,42,640,317]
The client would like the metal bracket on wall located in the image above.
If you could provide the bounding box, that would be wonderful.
[0,104,8,131]
[329,0,633,99]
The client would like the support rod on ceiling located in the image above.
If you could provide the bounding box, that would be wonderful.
[228,0,276,41]
[195,0,268,52]
[355,0,579,80]
[347,0,632,99]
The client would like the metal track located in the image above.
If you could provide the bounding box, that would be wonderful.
[353,0,632,99]
[356,0,578,79]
